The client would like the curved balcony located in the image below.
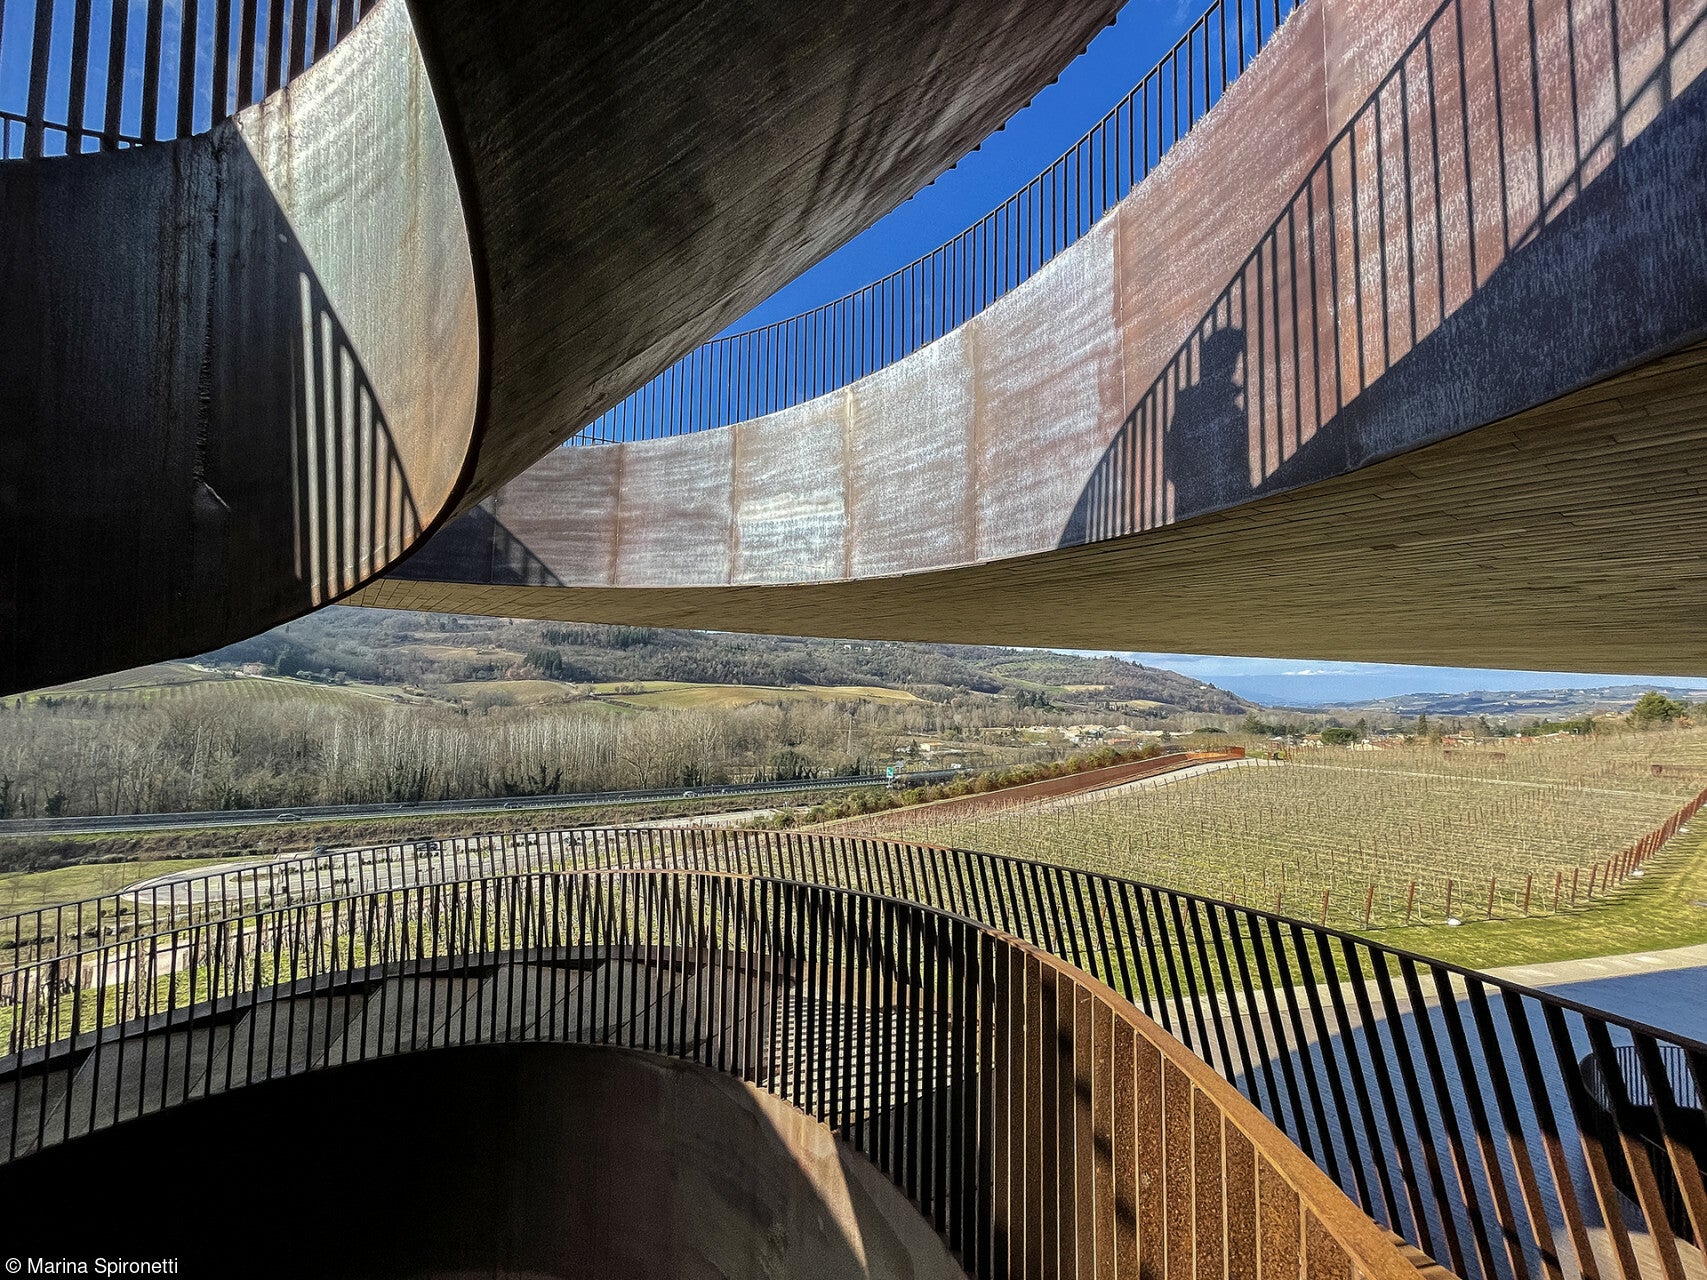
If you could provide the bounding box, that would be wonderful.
[0,866,1432,1278]
[5,829,1703,1278]
[374,0,1707,674]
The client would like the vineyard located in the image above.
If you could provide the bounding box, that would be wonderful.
[5,666,376,711]
[845,728,1707,930]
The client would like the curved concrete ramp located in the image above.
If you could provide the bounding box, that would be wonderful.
[0,1043,966,1278]
[409,0,1126,500]
[376,0,1707,673]
[0,0,1121,694]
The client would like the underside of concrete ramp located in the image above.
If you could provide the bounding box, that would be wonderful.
[0,0,1120,695]
[374,0,1707,674]
[0,1043,967,1279]
[366,340,1707,673]
[409,0,1127,502]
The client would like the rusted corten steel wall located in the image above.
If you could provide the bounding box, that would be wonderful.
[0,0,479,693]
[376,0,1707,672]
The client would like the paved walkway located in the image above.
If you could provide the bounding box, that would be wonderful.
[1487,941,1707,1043]
[1485,940,1707,988]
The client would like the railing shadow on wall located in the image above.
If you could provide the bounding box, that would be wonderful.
[288,264,425,607]
[1,132,425,686]
[388,501,564,588]
[0,0,377,159]
[1063,0,1707,545]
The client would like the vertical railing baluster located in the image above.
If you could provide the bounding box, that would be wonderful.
[1431,965,1530,1280]
[24,0,55,159]
[66,0,95,151]
[1470,985,1565,1280]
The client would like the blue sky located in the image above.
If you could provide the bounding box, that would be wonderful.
[722,0,1707,703]
[1114,655,1707,707]
[724,0,1203,332]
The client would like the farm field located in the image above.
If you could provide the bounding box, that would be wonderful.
[9,663,934,717]
[1,663,402,711]
[440,678,611,706]
[1376,823,1707,969]
[853,729,1707,933]
[0,858,236,917]
[591,681,923,711]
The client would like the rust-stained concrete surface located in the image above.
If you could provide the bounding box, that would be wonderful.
[0,1043,969,1278]
[384,0,1707,674]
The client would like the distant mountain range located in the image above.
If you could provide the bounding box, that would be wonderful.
[206,608,1258,716]
[1304,685,1707,718]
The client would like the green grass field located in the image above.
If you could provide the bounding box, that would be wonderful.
[0,858,237,917]
[1376,823,1707,969]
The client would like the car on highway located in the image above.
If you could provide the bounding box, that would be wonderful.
[275,812,299,821]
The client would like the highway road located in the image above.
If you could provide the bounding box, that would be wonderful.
[0,772,966,838]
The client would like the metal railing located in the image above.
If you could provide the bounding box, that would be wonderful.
[570,0,1306,445]
[0,0,378,161]
[3,826,1703,1278]
[1582,1044,1706,1247]
[0,868,1426,1278]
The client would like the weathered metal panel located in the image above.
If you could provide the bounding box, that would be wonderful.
[731,394,850,584]
[0,0,477,693]
[1117,2,1329,395]
[236,0,477,532]
[1114,2,1330,531]
[615,431,734,587]
[845,330,974,579]
[1322,0,1444,134]
[971,219,1122,561]
[490,446,621,587]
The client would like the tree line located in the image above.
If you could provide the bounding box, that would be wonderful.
[0,690,1072,819]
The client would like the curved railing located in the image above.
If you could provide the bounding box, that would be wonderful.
[3,826,1705,1277]
[0,0,377,159]
[0,867,1428,1278]
[570,0,1306,445]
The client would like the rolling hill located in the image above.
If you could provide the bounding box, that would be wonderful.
[200,607,1256,716]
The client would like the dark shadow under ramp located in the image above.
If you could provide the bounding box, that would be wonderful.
[0,1042,966,1279]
